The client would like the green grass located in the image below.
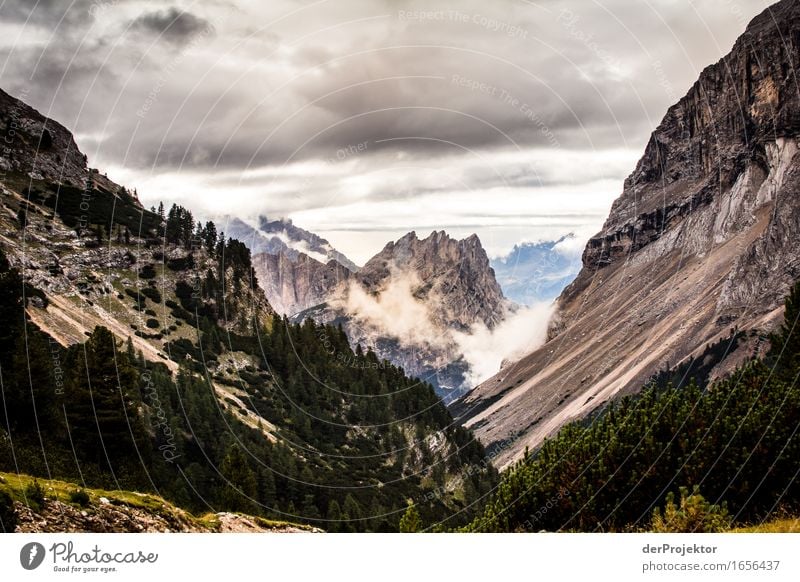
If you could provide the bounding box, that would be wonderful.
[733,518,800,533]
[0,472,315,532]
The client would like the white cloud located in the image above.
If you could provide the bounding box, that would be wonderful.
[0,0,768,267]
[337,269,445,346]
[334,262,555,387]
[453,302,555,385]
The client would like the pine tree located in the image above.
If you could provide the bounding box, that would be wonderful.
[342,494,362,533]
[257,468,276,505]
[63,326,146,466]
[399,501,421,533]
[219,444,258,513]
[0,249,24,360]
[770,279,800,382]
[6,326,58,430]
[326,499,342,532]
[203,221,217,254]
[301,493,321,520]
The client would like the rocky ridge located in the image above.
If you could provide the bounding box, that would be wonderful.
[301,230,510,397]
[253,251,352,316]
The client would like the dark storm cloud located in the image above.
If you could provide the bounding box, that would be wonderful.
[0,0,92,25]
[0,0,774,222]
[131,7,214,46]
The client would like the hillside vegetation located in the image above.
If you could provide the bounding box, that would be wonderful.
[465,280,800,532]
[0,171,497,533]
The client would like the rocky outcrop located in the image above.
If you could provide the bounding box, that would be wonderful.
[3,475,317,533]
[0,87,274,365]
[226,215,359,315]
[357,231,507,330]
[303,230,509,397]
[253,251,351,315]
[0,88,126,197]
[0,88,88,187]
[458,0,800,468]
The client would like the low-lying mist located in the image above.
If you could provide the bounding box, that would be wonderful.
[452,302,555,386]
[333,266,555,390]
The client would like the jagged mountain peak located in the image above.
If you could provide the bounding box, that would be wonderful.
[220,214,359,272]
[0,88,87,188]
[359,229,506,328]
[491,234,583,306]
[0,88,130,199]
[283,227,512,397]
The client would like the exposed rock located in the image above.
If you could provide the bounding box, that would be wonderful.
[458,0,800,468]
[253,251,351,316]
[225,215,357,265]
[0,88,275,368]
[0,88,129,198]
[13,499,317,533]
[357,231,507,331]
[302,230,510,397]
[0,88,87,188]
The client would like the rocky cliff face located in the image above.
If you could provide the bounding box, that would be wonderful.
[253,250,351,315]
[458,0,800,468]
[0,88,126,197]
[0,88,88,187]
[223,215,358,272]
[302,230,509,397]
[225,215,358,315]
[358,231,507,330]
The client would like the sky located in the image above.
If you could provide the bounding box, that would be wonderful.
[0,0,773,264]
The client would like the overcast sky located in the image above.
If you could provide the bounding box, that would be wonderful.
[0,0,773,263]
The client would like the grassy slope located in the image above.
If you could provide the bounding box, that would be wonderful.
[0,471,313,532]
[733,519,800,533]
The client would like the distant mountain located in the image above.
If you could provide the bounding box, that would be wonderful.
[300,230,511,399]
[490,234,583,305]
[221,215,359,271]
[221,215,360,315]
[457,0,800,469]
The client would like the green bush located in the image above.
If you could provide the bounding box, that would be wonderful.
[139,264,157,280]
[125,288,146,308]
[24,480,45,511]
[651,486,732,533]
[69,489,90,507]
[141,287,162,304]
[146,318,160,329]
[399,501,422,533]
[167,255,194,271]
[0,490,16,532]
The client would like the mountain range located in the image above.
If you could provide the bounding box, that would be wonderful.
[296,230,511,399]
[2,0,800,534]
[224,210,549,398]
